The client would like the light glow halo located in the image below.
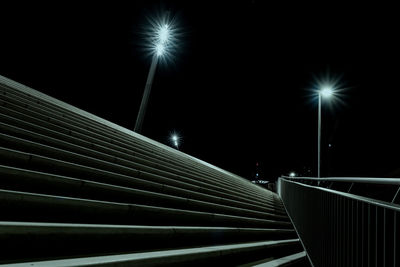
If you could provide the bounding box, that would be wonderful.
[142,11,180,63]
[306,70,349,109]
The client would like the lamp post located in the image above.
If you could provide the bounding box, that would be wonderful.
[318,87,333,181]
[134,55,159,133]
[134,21,175,133]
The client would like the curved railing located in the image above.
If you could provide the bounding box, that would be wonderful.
[279,176,400,267]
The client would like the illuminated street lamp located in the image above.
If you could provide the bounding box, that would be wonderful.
[289,172,296,177]
[318,86,333,180]
[134,15,177,133]
[310,72,346,183]
[171,134,179,149]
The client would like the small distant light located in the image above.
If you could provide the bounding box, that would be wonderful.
[328,143,332,148]
[289,172,296,177]
[256,173,259,177]
[171,134,179,148]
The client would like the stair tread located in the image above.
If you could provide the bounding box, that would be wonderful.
[0,239,300,267]
[253,251,307,267]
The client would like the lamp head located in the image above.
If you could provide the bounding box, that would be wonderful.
[155,43,165,56]
[320,87,333,98]
[144,12,179,61]
[158,24,170,44]
[308,71,347,109]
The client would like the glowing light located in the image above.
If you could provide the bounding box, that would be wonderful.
[307,70,349,109]
[170,133,180,148]
[289,172,296,177]
[155,43,165,56]
[158,24,170,44]
[320,87,333,98]
[143,12,180,62]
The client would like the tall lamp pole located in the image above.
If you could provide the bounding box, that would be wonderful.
[318,87,333,182]
[134,21,175,133]
[134,55,159,133]
[318,93,322,179]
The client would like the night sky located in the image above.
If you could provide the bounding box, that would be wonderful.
[1,1,399,181]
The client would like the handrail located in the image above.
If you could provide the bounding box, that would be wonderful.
[279,178,400,212]
[279,176,400,266]
[281,176,400,185]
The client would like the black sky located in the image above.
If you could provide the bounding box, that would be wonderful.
[1,1,400,180]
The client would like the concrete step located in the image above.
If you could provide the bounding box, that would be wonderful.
[243,251,309,267]
[0,118,275,206]
[2,92,262,195]
[0,238,302,266]
[0,189,293,228]
[0,75,306,266]
[0,87,273,201]
[0,221,297,263]
[0,165,289,221]
[0,147,285,216]
[0,105,270,202]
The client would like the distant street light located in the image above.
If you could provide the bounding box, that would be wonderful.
[134,14,178,133]
[289,172,296,177]
[171,133,179,149]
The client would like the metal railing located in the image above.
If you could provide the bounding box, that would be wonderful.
[278,176,400,267]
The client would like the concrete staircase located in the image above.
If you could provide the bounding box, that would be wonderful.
[0,75,309,266]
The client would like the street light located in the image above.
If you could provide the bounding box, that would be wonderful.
[318,86,333,180]
[310,72,346,183]
[134,14,178,133]
[289,172,296,177]
[171,133,179,149]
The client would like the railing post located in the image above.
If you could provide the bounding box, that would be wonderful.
[375,206,378,267]
[392,186,400,203]
[383,208,386,267]
[394,212,397,267]
[348,182,354,193]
